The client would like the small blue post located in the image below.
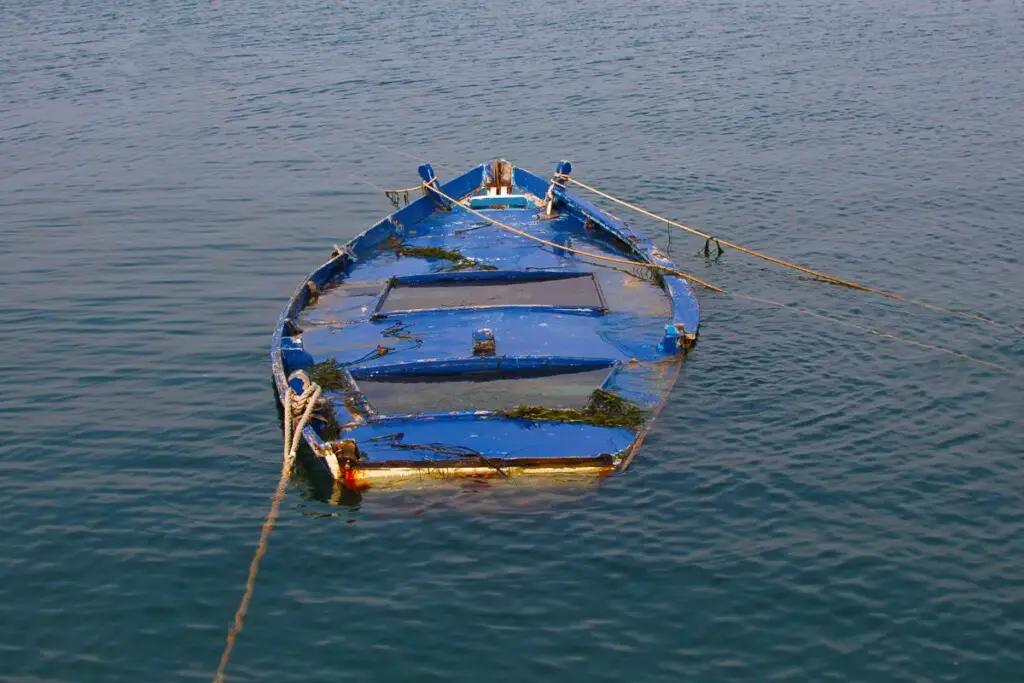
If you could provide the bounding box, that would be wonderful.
[418,163,449,209]
[543,160,572,218]
[658,323,687,353]
[417,163,436,185]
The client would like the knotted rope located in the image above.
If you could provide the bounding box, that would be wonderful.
[212,371,322,683]
[282,371,323,464]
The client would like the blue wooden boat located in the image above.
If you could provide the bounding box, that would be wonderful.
[271,159,700,489]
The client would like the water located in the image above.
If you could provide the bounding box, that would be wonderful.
[2,0,1023,680]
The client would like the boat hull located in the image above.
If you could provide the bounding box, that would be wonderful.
[270,160,698,490]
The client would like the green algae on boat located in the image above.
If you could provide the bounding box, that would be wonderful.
[309,358,354,392]
[497,388,645,431]
[397,245,495,272]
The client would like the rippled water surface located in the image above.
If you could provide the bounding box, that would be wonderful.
[3,0,1023,680]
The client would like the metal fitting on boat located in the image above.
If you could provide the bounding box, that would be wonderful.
[472,328,496,356]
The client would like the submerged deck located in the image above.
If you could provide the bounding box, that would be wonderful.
[271,160,699,487]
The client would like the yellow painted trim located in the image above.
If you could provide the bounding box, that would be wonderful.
[351,463,617,486]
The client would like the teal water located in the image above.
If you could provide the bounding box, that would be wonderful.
[2,0,1023,680]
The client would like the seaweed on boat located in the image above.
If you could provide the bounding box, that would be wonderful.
[308,358,376,422]
[497,388,645,431]
[397,245,465,262]
[585,388,645,426]
[396,244,496,272]
[446,261,498,272]
[309,358,354,392]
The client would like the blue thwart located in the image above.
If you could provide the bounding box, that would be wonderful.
[270,159,701,489]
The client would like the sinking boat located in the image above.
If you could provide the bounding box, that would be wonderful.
[271,159,700,489]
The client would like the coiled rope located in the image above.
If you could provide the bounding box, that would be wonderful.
[560,175,1019,332]
[422,184,724,293]
[212,371,322,683]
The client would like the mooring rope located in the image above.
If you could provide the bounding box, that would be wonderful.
[425,182,1017,375]
[257,126,1014,333]
[422,184,724,293]
[561,175,889,294]
[213,372,322,683]
[248,128,1019,368]
[561,176,1019,332]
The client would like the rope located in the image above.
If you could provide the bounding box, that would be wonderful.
[252,124,1013,334]
[425,182,1017,375]
[422,184,724,293]
[563,176,896,296]
[384,184,423,208]
[562,176,1020,332]
[212,371,322,683]
[386,184,423,194]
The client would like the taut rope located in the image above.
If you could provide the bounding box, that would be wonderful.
[212,372,322,683]
[561,175,1019,332]
[561,176,890,296]
[425,181,1015,375]
[422,184,724,293]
